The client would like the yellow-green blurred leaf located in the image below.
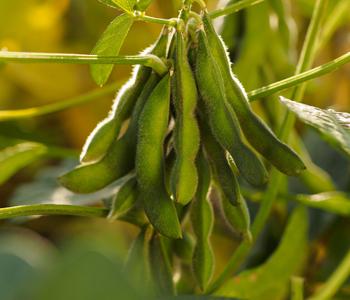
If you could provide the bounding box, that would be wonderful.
[215,206,308,300]
[0,142,47,185]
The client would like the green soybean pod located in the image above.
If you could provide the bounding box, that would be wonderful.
[81,27,170,163]
[108,176,138,221]
[170,31,200,205]
[190,149,214,292]
[136,74,182,239]
[59,72,161,194]
[80,68,150,164]
[173,232,194,263]
[195,29,268,187]
[202,12,305,176]
[199,115,251,239]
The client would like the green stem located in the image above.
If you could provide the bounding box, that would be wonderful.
[0,83,119,121]
[309,250,350,300]
[0,52,168,75]
[291,277,305,300]
[209,0,265,19]
[207,0,328,293]
[0,204,108,220]
[134,14,178,27]
[2,51,349,122]
[248,51,350,101]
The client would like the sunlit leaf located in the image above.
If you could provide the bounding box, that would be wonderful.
[0,142,47,185]
[215,206,308,300]
[295,192,350,216]
[281,97,350,158]
[91,13,134,86]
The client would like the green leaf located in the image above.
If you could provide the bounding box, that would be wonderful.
[0,142,47,185]
[98,0,136,12]
[295,192,350,216]
[215,206,308,300]
[281,97,350,158]
[91,14,134,86]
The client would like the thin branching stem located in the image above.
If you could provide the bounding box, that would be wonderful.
[248,51,350,101]
[0,52,168,75]
[0,204,108,220]
[209,0,265,19]
[134,14,178,27]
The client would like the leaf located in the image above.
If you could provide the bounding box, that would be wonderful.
[215,206,308,300]
[281,97,350,158]
[295,192,350,216]
[98,0,136,12]
[91,14,134,86]
[0,142,47,185]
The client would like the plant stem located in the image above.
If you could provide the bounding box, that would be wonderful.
[309,250,350,300]
[0,204,108,220]
[207,0,329,293]
[248,51,350,101]
[209,0,265,19]
[2,51,349,122]
[0,52,168,75]
[134,14,178,27]
[0,83,119,121]
[291,277,305,300]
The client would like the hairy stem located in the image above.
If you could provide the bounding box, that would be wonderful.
[209,0,265,19]
[2,51,349,121]
[248,51,350,101]
[0,204,108,220]
[207,0,329,293]
[134,14,178,27]
[0,52,168,75]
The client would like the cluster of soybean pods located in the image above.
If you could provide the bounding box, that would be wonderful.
[60,2,305,291]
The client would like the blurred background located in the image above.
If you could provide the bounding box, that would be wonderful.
[0,0,349,299]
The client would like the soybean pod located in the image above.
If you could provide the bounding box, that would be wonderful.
[81,27,170,163]
[190,149,214,292]
[195,29,268,187]
[199,114,251,239]
[108,176,139,221]
[59,72,161,193]
[170,30,200,205]
[136,74,182,239]
[202,12,305,176]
